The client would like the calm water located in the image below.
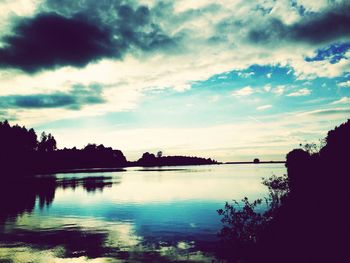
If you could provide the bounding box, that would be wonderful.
[0,164,285,262]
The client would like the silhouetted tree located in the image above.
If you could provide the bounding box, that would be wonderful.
[136,152,217,167]
[0,120,127,174]
[218,119,350,263]
[217,175,289,262]
[0,120,215,174]
[0,120,40,174]
[46,133,57,152]
[37,132,56,152]
[38,132,47,152]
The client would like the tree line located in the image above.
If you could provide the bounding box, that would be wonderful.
[217,119,350,263]
[0,120,217,176]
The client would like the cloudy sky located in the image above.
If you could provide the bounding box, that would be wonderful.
[0,0,349,161]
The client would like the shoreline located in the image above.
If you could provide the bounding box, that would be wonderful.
[39,162,285,175]
[43,162,221,175]
[225,161,286,164]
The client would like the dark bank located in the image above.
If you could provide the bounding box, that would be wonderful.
[0,119,349,262]
[0,120,218,176]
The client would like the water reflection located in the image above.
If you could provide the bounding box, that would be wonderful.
[0,177,55,223]
[0,175,116,223]
[0,164,285,262]
[57,176,114,193]
[1,214,215,262]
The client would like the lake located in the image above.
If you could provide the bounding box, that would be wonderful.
[0,164,286,262]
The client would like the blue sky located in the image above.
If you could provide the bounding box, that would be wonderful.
[0,0,349,161]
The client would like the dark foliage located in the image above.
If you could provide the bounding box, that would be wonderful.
[0,120,127,175]
[49,144,127,172]
[0,120,217,175]
[217,175,289,262]
[218,119,350,263]
[135,151,218,167]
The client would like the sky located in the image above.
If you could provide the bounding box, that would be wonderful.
[0,0,349,162]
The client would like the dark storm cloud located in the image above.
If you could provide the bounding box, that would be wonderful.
[0,1,177,73]
[0,13,116,73]
[0,84,105,110]
[43,0,178,51]
[248,3,350,45]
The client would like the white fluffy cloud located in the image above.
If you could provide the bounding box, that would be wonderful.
[331,97,350,104]
[232,86,254,97]
[0,0,349,127]
[337,80,350,88]
[287,88,311,97]
[257,104,272,110]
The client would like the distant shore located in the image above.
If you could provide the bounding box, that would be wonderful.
[40,161,287,175]
[46,167,126,174]
[48,162,286,175]
[226,161,286,164]
[42,162,222,175]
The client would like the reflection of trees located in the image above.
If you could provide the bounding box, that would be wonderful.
[0,177,56,223]
[0,226,109,259]
[0,220,214,262]
[0,176,116,223]
[57,176,114,193]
